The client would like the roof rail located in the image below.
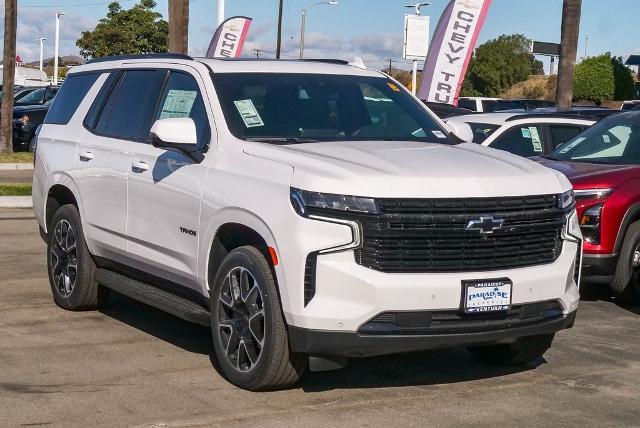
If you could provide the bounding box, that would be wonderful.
[87,53,193,64]
[300,58,350,65]
[504,113,599,122]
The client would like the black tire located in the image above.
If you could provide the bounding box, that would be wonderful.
[467,334,555,366]
[210,246,306,391]
[610,221,640,304]
[28,135,36,153]
[47,204,108,311]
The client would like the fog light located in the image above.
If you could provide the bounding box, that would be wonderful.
[580,203,602,244]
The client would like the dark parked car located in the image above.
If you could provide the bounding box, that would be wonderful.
[14,86,59,107]
[533,107,618,120]
[423,101,473,119]
[13,102,51,152]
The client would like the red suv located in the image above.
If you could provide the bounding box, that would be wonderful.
[537,111,640,302]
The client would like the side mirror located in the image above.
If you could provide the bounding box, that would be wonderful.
[150,117,203,163]
[445,119,474,143]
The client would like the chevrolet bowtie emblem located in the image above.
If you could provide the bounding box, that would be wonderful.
[465,216,505,234]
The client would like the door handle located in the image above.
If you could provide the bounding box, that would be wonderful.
[131,161,149,173]
[79,151,94,162]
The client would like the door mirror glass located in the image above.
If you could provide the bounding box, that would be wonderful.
[446,119,474,143]
[150,117,203,162]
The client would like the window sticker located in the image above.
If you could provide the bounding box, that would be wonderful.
[559,137,585,153]
[521,127,532,138]
[387,82,401,92]
[529,127,543,152]
[432,130,446,139]
[602,134,611,143]
[233,99,265,128]
[159,89,197,119]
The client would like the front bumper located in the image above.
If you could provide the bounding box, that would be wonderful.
[289,309,577,358]
[582,254,617,277]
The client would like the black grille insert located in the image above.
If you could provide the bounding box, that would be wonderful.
[351,195,568,273]
[304,253,318,306]
[359,300,564,336]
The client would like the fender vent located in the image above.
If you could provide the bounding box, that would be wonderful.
[304,253,318,307]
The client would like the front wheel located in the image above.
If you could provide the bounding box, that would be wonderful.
[210,246,306,391]
[467,334,555,366]
[610,221,640,304]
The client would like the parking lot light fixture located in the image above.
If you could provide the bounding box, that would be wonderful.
[300,1,338,60]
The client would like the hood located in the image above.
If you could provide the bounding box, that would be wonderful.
[535,157,640,190]
[244,141,570,198]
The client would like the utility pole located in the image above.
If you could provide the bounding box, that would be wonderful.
[169,0,189,54]
[556,0,582,109]
[276,0,284,59]
[54,11,65,86]
[39,38,47,72]
[387,59,394,75]
[217,0,224,26]
[1,0,17,154]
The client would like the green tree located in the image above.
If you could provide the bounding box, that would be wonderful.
[461,34,543,97]
[573,54,614,105]
[76,0,168,59]
[611,56,634,101]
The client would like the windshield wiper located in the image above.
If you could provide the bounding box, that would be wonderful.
[245,137,321,145]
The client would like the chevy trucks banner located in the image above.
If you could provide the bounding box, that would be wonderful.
[206,16,252,59]
[418,0,491,104]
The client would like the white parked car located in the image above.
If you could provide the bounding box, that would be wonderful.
[448,112,595,157]
[33,54,581,391]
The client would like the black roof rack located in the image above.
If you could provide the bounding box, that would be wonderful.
[504,113,600,122]
[87,53,193,64]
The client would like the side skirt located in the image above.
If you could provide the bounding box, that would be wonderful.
[95,268,211,327]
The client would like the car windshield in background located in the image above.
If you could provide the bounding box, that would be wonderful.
[467,122,500,143]
[212,73,450,144]
[483,100,525,112]
[549,113,640,164]
[15,88,45,105]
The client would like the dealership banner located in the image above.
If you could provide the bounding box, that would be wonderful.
[418,0,491,104]
[206,16,252,59]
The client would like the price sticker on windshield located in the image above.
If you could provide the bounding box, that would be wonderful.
[234,99,265,128]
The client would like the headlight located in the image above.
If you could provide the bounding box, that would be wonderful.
[580,203,603,244]
[290,188,377,217]
[557,190,575,209]
[574,188,613,200]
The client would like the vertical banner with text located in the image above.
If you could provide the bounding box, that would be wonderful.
[206,16,252,59]
[418,0,491,104]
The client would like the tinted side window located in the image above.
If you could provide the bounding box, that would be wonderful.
[458,99,476,111]
[549,124,585,148]
[491,125,545,157]
[84,72,119,130]
[154,71,210,149]
[44,74,101,124]
[97,69,166,141]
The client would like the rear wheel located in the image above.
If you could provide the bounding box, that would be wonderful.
[467,334,555,366]
[210,246,306,391]
[47,204,108,310]
[28,135,37,153]
[610,221,640,304]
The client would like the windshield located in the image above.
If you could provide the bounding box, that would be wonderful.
[15,88,45,105]
[549,113,640,164]
[212,73,450,144]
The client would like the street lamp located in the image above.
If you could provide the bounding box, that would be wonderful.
[38,38,47,72]
[53,11,66,85]
[300,1,338,60]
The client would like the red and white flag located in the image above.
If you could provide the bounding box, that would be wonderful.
[206,16,252,59]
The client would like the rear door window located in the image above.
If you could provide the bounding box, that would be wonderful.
[44,73,101,125]
[95,69,167,141]
[490,124,546,157]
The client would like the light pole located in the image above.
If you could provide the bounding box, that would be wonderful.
[405,2,430,95]
[584,32,589,58]
[217,0,224,26]
[53,11,66,85]
[38,37,46,72]
[300,1,338,60]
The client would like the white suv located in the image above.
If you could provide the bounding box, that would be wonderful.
[33,54,581,391]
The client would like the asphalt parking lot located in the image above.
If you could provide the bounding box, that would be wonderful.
[1,208,639,427]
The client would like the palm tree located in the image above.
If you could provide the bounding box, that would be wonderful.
[556,0,582,109]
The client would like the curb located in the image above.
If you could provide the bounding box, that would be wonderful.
[0,196,32,208]
[0,163,34,171]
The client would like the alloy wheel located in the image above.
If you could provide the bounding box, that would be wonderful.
[50,219,78,297]
[217,266,266,373]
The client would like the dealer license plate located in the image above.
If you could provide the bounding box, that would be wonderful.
[463,279,512,313]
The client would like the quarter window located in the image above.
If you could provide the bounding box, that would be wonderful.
[44,73,100,124]
[491,125,545,157]
[549,124,585,148]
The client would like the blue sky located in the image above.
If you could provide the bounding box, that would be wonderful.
[5,0,640,71]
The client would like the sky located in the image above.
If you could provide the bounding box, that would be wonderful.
[2,0,640,72]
